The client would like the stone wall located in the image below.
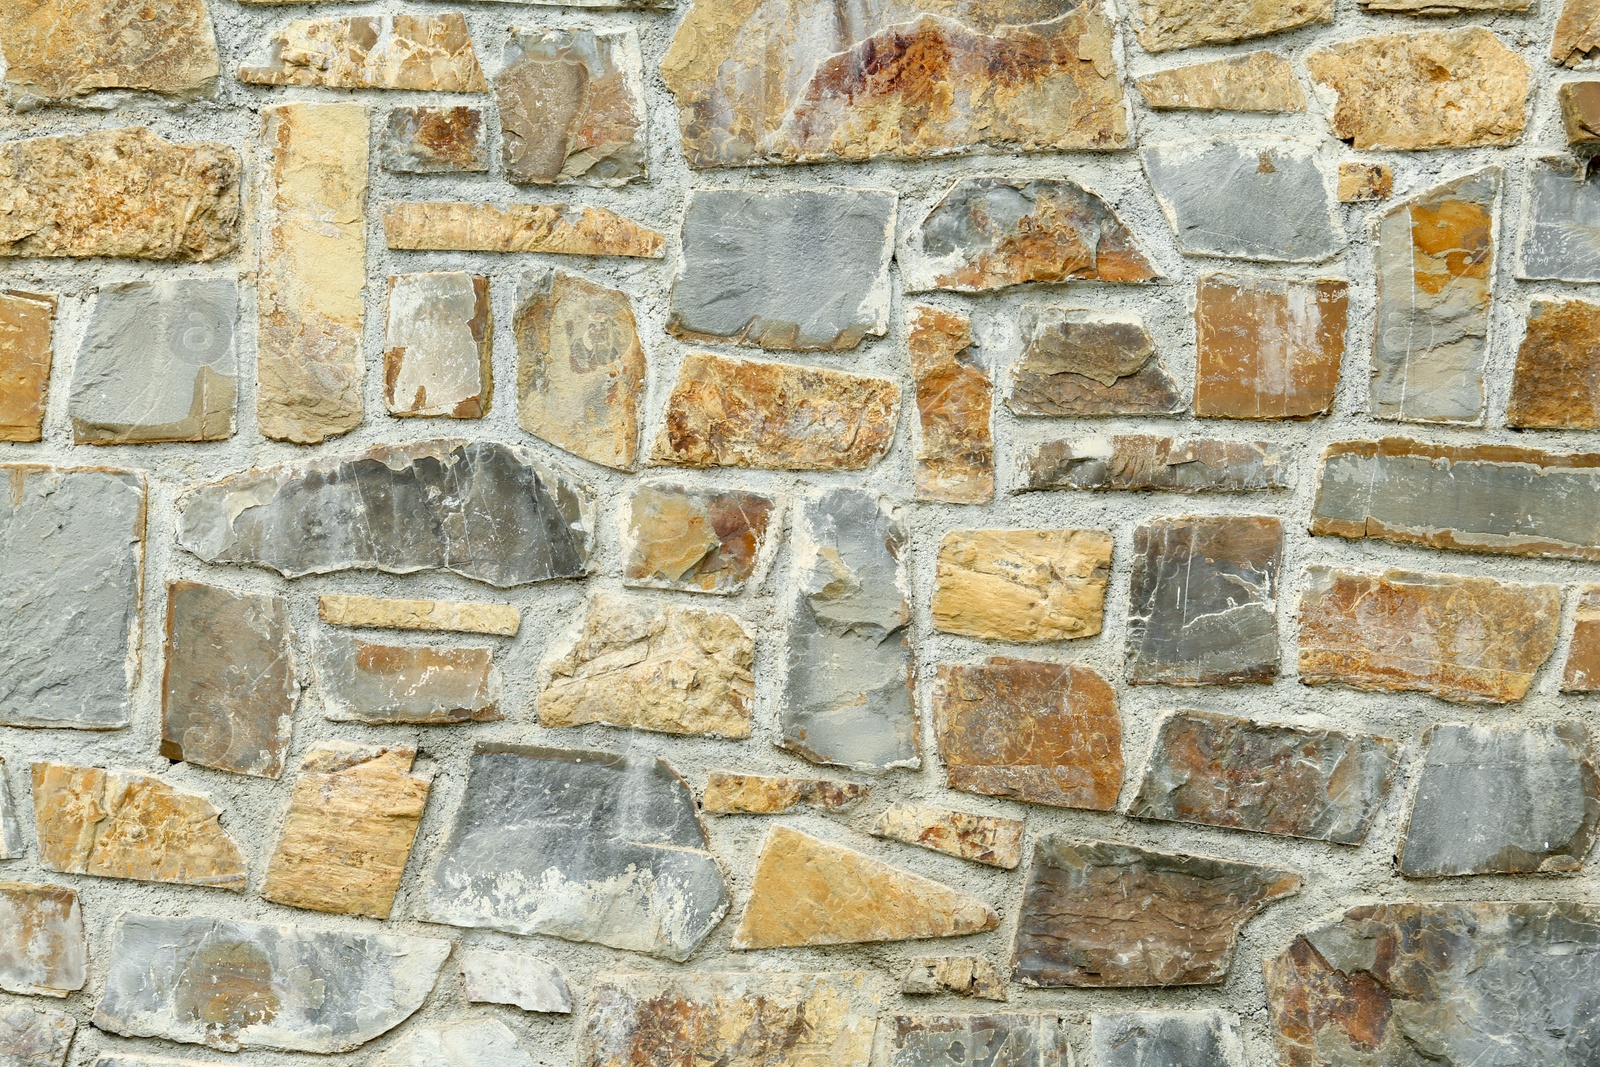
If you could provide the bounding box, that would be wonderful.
[0,0,1598,1065]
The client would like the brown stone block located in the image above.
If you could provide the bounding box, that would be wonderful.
[1555,0,1600,66]
[0,0,218,103]
[933,529,1111,642]
[1561,82,1600,146]
[1563,585,1600,692]
[1136,52,1305,112]
[382,106,488,174]
[0,883,85,997]
[1336,161,1392,202]
[870,803,1025,869]
[239,14,488,91]
[701,772,868,815]
[319,594,520,636]
[1022,435,1288,493]
[384,272,492,419]
[0,291,54,442]
[1193,274,1347,420]
[910,306,993,504]
[1008,308,1182,417]
[1507,298,1600,429]
[621,483,779,595]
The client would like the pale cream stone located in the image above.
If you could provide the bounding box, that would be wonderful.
[932,529,1113,642]
[383,202,664,257]
[319,594,520,636]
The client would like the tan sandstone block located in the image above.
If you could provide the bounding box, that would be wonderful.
[621,484,780,596]
[0,292,54,442]
[383,202,663,257]
[0,884,85,997]
[1135,0,1331,53]
[901,958,1008,1001]
[701,773,869,815]
[1194,274,1347,420]
[384,272,492,419]
[910,307,993,505]
[239,14,487,91]
[1336,162,1393,202]
[320,594,520,636]
[1555,0,1600,66]
[0,0,218,103]
[932,530,1112,642]
[870,803,1025,869]
[1137,52,1305,112]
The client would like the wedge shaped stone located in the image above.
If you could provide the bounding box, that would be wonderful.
[1021,435,1287,493]
[871,803,1025,869]
[0,885,84,997]
[1,466,143,729]
[0,291,54,443]
[315,633,501,725]
[1518,159,1600,282]
[1266,902,1600,1067]
[1194,274,1347,420]
[1508,298,1600,428]
[461,948,573,1013]
[1091,1011,1245,1067]
[0,0,218,103]
[1012,838,1299,987]
[621,483,779,595]
[0,1003,73,1067]
[1136,52,1304,112]
[661,0,1129,167]
[902,959,1007,1002]
[383,202,664,257]
[903,178,1158,293]
[1337,161,1392,202]
[933,529,1111,642]
[0,758,23,860]
[319,593,520,636]
[162,580,296,779]
[701,773,869,815]
[176,440,595,587]
[886,1015,1070,1067]
[1556,0,1600,65]
[384,272,491,419]
[93,914,449,1052]
[732,827,998,949]
[498,27,646,185]
[910,306,993,504]
[423,743,729,961]
[1135,0,1330,52]
[376,1020,535,1067]
[239,14,488,90]
[1298,566,1561,704]
[1129,710,1399,844]
[1008,308,1182,417]
[382,106,488,173]
[1564,584,1600,692]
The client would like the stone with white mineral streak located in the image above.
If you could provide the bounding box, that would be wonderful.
[461,947,573,1013]
[0,884,84,998]
[383,272,492,419]
[1518,158,1600,283]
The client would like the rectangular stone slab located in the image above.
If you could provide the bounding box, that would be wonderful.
[1007,307,1181,416]
[0,0,218,104]
[885,1015,1071,1067]
[621,483,780,596]
[319,593,520,635]
[384,271,492,419]
[382,106,489,173]
[902,959,1007,1002]
[1193,274,1346,419]
[932,529,1111,642]
[1563,584,1600,691]
[1136,0,1331,51]
[910,306,993,503]
[1506,297,1600,428]
[0,757,23,860]
[460,948,572,1014]
[1021,435,1287,493]
[701,772,869,814]
[1136,52,1306,112]
[0,883,85,997]
[238,14,487,90]
[1518,159,1600,281]
[1091,1011,1245,1067]
[383,202,664,257]
[0,291,55,442]
[315,632,502,724]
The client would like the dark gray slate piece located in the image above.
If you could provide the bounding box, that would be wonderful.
[422,743,729,961]
[1518,158,1600,282]
[886,1015,1071,1067]
[1090,1010,1245,1067]
[176,440,594,588]
[0,757,23,860]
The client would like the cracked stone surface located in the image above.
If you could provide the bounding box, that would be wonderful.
[902,959,1008,1002]
[315,632,501,725]
[1508,298,1600,428]
[238,14,488,90]
[0,1003,74,1067]
[1008,308,1182,417]
[621,483,779,595]
[871,803,1025,868]
[1021,435,1288,493]
[319,593,519,635]
[701,772,869,814]
[0,884,85,998]
[1134,0,1331,52]
[910,307,993,504]
[498,27,646,185]
[461,948,573,1014]
[382,202,663,257]
[932,529,1111,642]
[1090,1011,1245,1067]
[0,0,218,104]
[1194,274,1347,419]
[1517,159,1600,283]
[0,291,53,443]
[1136,52,1305,112]
[382,106,488,173]
[885,1015,1071,1067]
[384,272,492,419]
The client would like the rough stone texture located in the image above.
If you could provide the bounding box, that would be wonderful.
[257,103,367,445]
[538,594,755,738]
[932,529,1111,642]
[1012,838,1299,987]
[93,914,449,1053]
[660,0,1129,167]
[1136,52,1305,112]
[1312,437,1600,560]
[1129,710,1400,844]
[498,28,646,185]
[239,14,488,91]
[0,759,23,861]
[422,743,729,961]
[1517,159,1600,283]
[1134,0,1331,52]
[1336,161,1392,202]
[1126,516,1282,686]
[1020,435,1288,493]
[902,959,1007,1002]
[0,0,218,103]
[581,973,878,1067]
[932,659,1122,811]
[319,593,520,636]
[161,580,296,779]
[621,484,779,595]
[653,353,899,471]
[515,270,646,470]
[31,762,246,891]
[910,306,993,504]
[1090,1011,1246,1067]
[1008,308,1182,417]
[375,1021,535,1067]
[383,272,491,419]
[1193,274,1347,420]
[780,489,915,772]
[1555,0,1600,65]
[1398,722,1600,877]
[315,633,501,724]
[0,128,239,261]
[731,827,999,949]
[382,106,488,173]
[0,466,144,730]
[1142,139,1341,262]
[669,189,895,351]
[1561,82,1600,147]
[0,291,53,443]
[1564,584,1600,692]
[1265,902,1600,1067]
[382,202,664,257]
[460,948,573,1014]
[871,803,1025,868]
[701,772,869,814]
[0,1003,74,1067]
[885,1015,1070,1067]
[176,440,595,587]
[0,884,84,997]
[1297,566,1561,704]
[1306,31,1527,150]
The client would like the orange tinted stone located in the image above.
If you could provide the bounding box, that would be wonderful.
[383,202,663,257]
[701,772,868,815]
[1563,585,1600,692]
[238,14,488,91]
[0,292,54,442]
[1337,162,1392,202]
[932,530,1111,642]
[0,0,218,103]
[1555,0,1600,65]
[622,484,779,596]
[870,802,1025,869]
[1194,275,1347,420]
[1507,298,1600,429]
[910,306,993,504]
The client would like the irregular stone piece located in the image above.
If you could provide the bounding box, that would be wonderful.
[780,489,915,771]
[515,270,646,469]
[162,580,296,779]
[384,272,491,419]
[1561,83,1600,147]
[423,743,729,961]
[933,659,1121,810]
[0,759,23,861]
[176,440,595,588]
[376,1020,535,1067]
[257,103,367,444]
[0,884,84,997]
[1008,308,1182,417]
[69,279,236,444]
[1126,516,1282,686]
[1193,274,1347,420]
[1091,1011,1245,1067]
[621,484,779,595]
[1510,300,1600,429]
[933,529,1110,642]
[902,179,1159,293]
[661,0,1130,168]
[384,201,664,257]
[499,27,646,185]
[701,773,869,814]
[1370,169,1496,425]
[0,466,144,729]
[1555,0,1600,65]
[732,827,998,949]
[910,306,993,504]
[1265,902,1600,1067]
[93,914,450,1053]
[319,593,520,636]
[538,595,754,738]
[0,128,239,261]
[382,106,488,173]
[1307,32,1526,150]
[885,1015,1070,1067]
[1134,0,1331,52]
[0,1003,73,1067]
[1399,722,1599,877]
[653,353,898,470]
[1021,435,1287,493]
[1298,566,1561,704]
[0,291,54,443]
[1143,139,1341,262]
[581,973,878,1067]
[1136,52,1305,112]
[872,803,1025,869]
[1564,584,1600,692]
[315,633,501,724]
[461,948,573,1013]
[0,0,218,103]
[1517,159,1600,282]
[1336,161,1392,202]
[239,14,488,91]
[1129,710,1399,844]
[902,959,1008,1002]
[31,762,246,891]
[1012,838,1299,987]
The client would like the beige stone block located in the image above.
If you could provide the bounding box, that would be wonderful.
[0,292,54,442]
[239,14,487,91]
[1137,52,1305,112]
[319,593,520,636]
[384,272,492,419]
[0,0,218,103]
[701,772,869,814]
[932,529,1111,642]
[382,202,664,257]
[1135,0,1331,53]
[870,802,1025,869]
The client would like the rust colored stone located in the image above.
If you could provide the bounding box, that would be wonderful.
[239,14,488,91]
[932,658,1122,811]
[701,772,869,814]
[1136,52,1305,112]
[0,883,85,997]
[1008,308,1182,417]
[382,106,488,173]
[383,202,663,257]
[933,529,1111,642]
[1555,0,1600,66]
[319,594,520,636]
[0,291,54,443]
[0,0,218,103]
[1021,435,1287,493]
[622,483,779,596]
[901,959,1008,1002]
[1563,585,1600,692]
[910,306,993,504]
[1336,161,1392,202]
[871,803,1025,869]
[1507,298,1600,429]
[1135,0,1331,52]
[1560,82,1600,147]
[1193,275,1347,420]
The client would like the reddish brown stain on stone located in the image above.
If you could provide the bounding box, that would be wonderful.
[1193,275,1347,420]
[1507,298,1600,429]
[909,306,993,504]
[0,292,55,443]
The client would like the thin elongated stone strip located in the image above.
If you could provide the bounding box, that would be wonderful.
[319,594,520,636]
[383,202,663,257]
